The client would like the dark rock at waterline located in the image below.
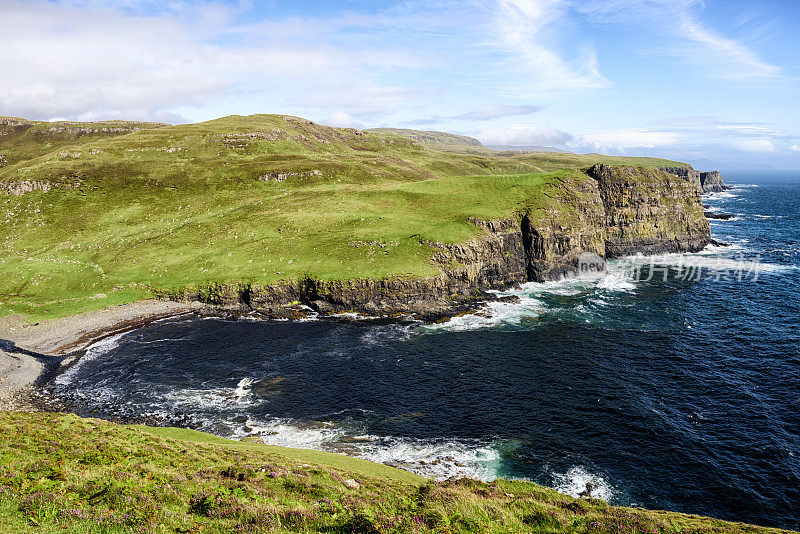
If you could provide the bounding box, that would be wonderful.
[494,295,522,304]
[709,238,730,247]
[704,211,735,220]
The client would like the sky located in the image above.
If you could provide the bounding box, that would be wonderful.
[1,0,799,169]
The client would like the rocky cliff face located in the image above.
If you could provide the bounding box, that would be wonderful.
[161,165,711,319]
[588,164,710,256]
[659,166,701,191]
[700,171,725,193]
[659,165,726,193]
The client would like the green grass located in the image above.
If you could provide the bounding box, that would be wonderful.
[1,114,690,321]
[0,411,791,534]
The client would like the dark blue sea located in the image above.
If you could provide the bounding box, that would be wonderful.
[48,172,800,530]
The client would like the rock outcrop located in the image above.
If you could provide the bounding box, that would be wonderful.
[700,171,725,193]
[659,165,726,193]
[659,166,701,191]
[159,165,710,319]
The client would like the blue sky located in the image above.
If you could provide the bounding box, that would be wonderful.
[1,0,799,169]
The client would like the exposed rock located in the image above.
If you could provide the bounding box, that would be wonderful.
[704,211,734,220]
[343,479,360,489]
[259,170,322,182]
[3,179,80,196]
[700,171,726,193]
[159,165,710,320]
[659,166,701,190]
[659,165,727,194]
[3,180,53,195]
[588,164,710,257]
[0,117,32,131]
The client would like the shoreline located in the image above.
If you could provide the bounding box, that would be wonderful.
[0,299,204,409]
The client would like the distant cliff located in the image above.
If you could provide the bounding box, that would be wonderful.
[659,165,727,193]
[162,164,710,319]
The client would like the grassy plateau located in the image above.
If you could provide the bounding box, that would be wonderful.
[1,114,689,321]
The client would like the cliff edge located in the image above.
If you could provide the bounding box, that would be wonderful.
[163,164,710,319]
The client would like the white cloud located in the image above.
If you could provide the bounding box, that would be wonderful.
[731,139,776,153]
[576,0,782,80]
[0,1,428,121]
[473,125,572,147]
[326,111,364,129]
[791,144,800,153]
[454,105,543,121]
[571,129,680,152]
[492,0,610,93]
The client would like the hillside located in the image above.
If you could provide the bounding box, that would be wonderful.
[0,411,791,534]
[364,128,487,152]
[0,114,695,321]
[0,117,168,168]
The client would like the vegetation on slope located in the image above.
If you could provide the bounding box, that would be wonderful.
[0,412,789,534]
[0,117,168,167]
[1,114,690,321]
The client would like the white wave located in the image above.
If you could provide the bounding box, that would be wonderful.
[244,418,345,449]
[617,251,792,275]
[54,331,128,386]
[426,269,642,332]
[328,311,375,321]
[360,324,415,346]
[356,438,501,481]
[164,379,261,410]
[423,294,546,332]
[704,191,740,200]
[596,267,636,291]
[750,214,786,219]
[550,466,614,502]
[241,416,502,480]
[234,377,254,400]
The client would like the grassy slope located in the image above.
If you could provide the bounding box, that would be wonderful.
[0,412,790,534]
[0,117,168,166]
[1,114,689,321]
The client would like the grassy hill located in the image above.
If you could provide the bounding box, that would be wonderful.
[0,117,168,167]
[0,114,690,321]
[363,128,487,152]
[0,411,790,533]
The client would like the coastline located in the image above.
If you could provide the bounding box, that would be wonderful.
[0,299,204,409]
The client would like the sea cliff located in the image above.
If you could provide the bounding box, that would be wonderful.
[160,164,710,318]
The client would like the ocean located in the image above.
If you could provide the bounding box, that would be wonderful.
[46,171,800,530]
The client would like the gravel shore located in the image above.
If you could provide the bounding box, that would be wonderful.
[0,300,203,409]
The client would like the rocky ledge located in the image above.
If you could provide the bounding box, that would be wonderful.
[158,164,710,320]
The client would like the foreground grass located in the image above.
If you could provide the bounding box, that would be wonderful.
[0,412,791,533]
[1,114,689,321]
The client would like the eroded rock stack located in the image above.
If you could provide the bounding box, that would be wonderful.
[659,165,727,193]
